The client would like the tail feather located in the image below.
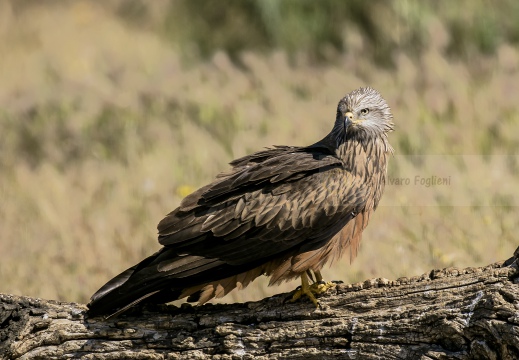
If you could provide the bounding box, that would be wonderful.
[88,251,158,306]
[103,290,161,319]
[87,248,263,317]
[87,249,191,316]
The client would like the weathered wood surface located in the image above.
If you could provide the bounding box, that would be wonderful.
[1,247,518,360]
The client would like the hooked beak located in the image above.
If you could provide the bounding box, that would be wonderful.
[344,111,363,127]
[344,111,354,128]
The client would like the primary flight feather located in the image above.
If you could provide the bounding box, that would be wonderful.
[87,87,394,316]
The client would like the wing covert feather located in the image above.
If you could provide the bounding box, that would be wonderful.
[156,145,374,268]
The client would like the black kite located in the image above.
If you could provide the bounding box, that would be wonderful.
[87,87,394,317]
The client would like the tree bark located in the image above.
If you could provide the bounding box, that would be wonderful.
[1,248,518,360]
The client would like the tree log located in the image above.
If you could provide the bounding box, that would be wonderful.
[1,247,518,360]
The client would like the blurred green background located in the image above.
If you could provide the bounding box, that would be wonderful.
[0,0,517,304]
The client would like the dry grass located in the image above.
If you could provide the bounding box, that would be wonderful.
[0,2,517,305]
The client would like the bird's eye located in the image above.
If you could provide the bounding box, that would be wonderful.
[360,108,369,115]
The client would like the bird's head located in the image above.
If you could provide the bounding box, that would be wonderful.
[333,87,394,142]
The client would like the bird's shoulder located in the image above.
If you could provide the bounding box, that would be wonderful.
[178,144,343,211]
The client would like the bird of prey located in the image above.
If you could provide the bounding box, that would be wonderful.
[87,87,394,317]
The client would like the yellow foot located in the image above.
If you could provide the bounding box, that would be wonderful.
[288,272,336,307]
[311,280,336,295]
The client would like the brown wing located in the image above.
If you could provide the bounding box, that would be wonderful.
[157,145,370,267]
